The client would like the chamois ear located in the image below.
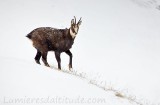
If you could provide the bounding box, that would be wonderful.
[78,21,82,26]
[71,19,74,25]
[78,17,82,26]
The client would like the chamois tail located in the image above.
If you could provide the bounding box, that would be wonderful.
[26,33,32,39]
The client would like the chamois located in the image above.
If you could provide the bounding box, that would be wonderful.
[26,17,82,70]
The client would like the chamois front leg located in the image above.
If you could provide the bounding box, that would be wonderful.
[35,50,41,64]
[42,52,50,67]
[55,51,61,70]
[65,50,72,70]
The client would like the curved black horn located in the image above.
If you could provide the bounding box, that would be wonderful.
[74,16,76,24]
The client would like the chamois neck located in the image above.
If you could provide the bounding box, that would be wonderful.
[69,28,76,39]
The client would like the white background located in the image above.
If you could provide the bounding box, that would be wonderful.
[0,0,160,105]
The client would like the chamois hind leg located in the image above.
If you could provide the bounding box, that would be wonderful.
[41,51,50,67]
[55,51,61,70]
[35,50,41,64]
[65,50,72,70]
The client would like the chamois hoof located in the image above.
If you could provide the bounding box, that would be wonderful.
[69,65,72,71]
[45,64,50,67]
[35,60,40,65]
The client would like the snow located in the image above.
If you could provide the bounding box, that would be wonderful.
[0,0,160,105]
[0,57,137,105]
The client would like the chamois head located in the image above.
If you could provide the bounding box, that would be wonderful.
[70,16,82,38]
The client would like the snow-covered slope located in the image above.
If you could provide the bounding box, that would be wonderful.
[0,0,160,105]
[0,57,138,105]
[131,0,160,10]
